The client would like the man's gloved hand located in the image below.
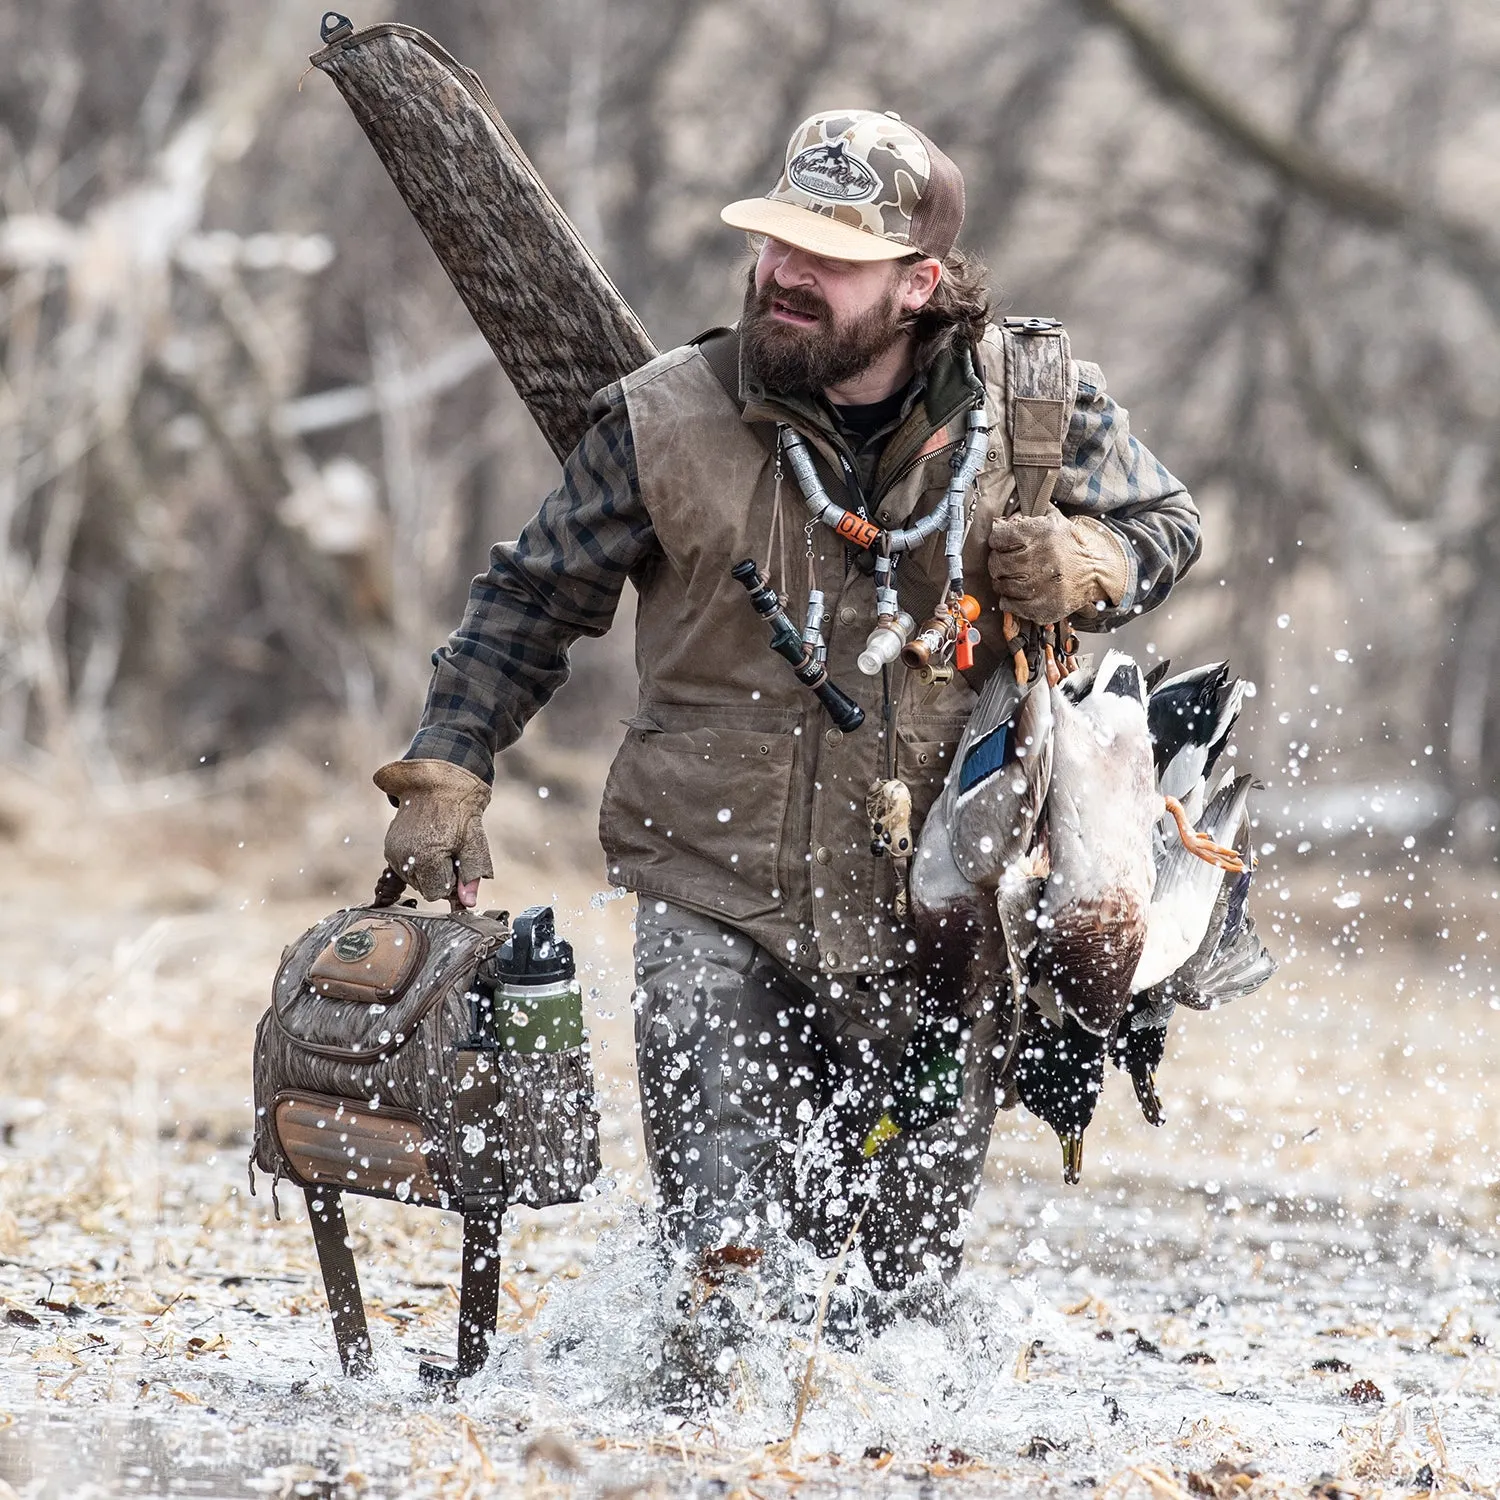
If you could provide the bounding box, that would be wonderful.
[372,758,494,905]
[987,510,1131,623]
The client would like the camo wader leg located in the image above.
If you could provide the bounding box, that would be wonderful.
[633,901,824,1253]
[632,900,1000,1287]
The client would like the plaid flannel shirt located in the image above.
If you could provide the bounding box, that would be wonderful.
[407,344,1200,782]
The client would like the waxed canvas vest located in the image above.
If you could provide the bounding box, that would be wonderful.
[600,327,1072,975]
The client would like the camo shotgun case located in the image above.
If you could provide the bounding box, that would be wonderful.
[251,901,601,1381]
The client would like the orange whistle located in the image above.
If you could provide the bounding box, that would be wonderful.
[955,625,978,671]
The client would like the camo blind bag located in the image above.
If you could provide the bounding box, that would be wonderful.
[251,903,601,1212]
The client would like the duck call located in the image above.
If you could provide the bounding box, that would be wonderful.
[731,561,865,732]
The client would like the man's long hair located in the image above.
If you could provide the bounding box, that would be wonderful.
[908,246,991,369]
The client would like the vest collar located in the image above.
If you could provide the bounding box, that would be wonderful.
[739,332,981,517]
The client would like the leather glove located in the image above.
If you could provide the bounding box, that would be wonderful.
[372,758,494,902]
[987,510,1131,623]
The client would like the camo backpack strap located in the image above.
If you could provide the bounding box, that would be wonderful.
[998,316,1076,517]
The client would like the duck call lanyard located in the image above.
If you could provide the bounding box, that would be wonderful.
[775,396,990,682]
[777,399,990,917]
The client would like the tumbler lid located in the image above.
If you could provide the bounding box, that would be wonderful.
[490,904,574,984]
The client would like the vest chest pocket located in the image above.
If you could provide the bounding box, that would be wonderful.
[600,722,797,921]
[896,721,969,841]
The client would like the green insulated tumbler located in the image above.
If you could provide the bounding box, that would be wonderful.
[486,906,584,1053]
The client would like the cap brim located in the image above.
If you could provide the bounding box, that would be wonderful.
[720,198,915,262]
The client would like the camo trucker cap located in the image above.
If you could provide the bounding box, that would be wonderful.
[721,109,965,263]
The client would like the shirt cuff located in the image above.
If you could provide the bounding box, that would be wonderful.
[404,726,496,785]
[1105,521,1140,613]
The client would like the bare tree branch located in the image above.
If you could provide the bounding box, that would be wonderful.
[1076,0,1500,315]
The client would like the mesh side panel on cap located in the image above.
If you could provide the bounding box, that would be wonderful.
[908,127,965,259]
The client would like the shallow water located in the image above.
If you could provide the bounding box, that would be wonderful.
[2,776,1498,1497]
[3,1153,1497,1499]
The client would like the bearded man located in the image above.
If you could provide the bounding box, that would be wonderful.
[374,113,1199,1320]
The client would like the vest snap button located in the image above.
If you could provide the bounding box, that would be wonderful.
[824,951,840,969]
[815,846,832,865]
[758,744,770,754]
[918,752,930,764]
[825,727,843,745]
[838,606,858,626]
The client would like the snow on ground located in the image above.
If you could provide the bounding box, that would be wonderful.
[0,763,1497,1498]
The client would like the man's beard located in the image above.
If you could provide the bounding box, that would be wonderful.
[740,268,908,396]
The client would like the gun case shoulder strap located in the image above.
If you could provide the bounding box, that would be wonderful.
[996,315,1077,518]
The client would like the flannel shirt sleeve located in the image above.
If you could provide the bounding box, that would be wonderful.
[1056,359,1201,632]
[405,383,655,782]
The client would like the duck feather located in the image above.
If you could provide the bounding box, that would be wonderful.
[1033,650,1158,1036]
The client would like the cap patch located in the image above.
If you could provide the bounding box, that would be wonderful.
[787,141,881,204]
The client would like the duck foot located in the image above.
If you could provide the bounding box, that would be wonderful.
[1002,612,1030,685]
[1130,1066,1165,1126]
[1163,795,1247,873]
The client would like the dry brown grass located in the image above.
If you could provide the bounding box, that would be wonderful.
[1,755,1497,1497]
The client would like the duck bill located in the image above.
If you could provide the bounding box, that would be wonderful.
[1132,1068,1165,1127]
[1058,1130,1084,1184]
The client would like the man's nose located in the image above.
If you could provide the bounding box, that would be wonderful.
[771,244,815,287]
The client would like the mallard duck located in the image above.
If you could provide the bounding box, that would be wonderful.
[1029,651,1159,1034]
[1005,654,1250,1182]
[1006,651,1157,1181]
[907,647,1262,1184]
[891,668,1052,1155]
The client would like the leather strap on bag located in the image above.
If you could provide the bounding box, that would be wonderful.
[999,316,1072,518]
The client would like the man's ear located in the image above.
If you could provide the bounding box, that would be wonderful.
[898,257,943,312]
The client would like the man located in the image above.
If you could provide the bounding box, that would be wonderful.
[374,112,1199,1305]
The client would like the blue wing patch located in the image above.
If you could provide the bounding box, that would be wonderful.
[958,723,1011,796]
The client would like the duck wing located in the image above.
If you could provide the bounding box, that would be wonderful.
[1136,803,1276,1011]
[908,670,1023,920]
[1148,661,1248,810]
[1194,913,1278,1006]
[1132,774,1252,992]
[910,667,1038,1031]
[946,674,1053,889]
[1143,657,1174,692]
